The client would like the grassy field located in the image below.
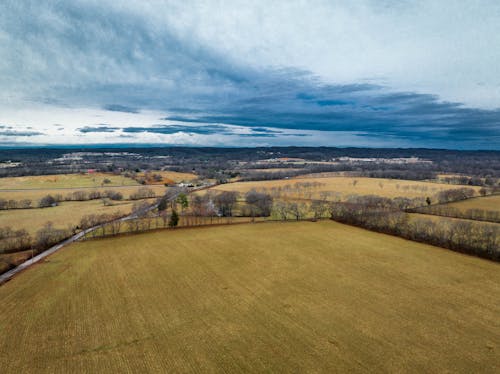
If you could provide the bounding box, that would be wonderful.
[0,185,167,201]
[241,168,304,173]
[0,200,155,235]
[444,194,500,213]
[135,170,198,185]
[408,212,500,227]
[0,173,138,190]
[0,221,498,373]
[0,250,32,274]
[210,176,481,200]
[86,216,269,238]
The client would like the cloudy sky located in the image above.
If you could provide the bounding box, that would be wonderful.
[1,0,499,149]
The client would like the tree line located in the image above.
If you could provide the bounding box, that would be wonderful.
[329,201,499,261]
[0,187,158,210]
[411,205,500,224]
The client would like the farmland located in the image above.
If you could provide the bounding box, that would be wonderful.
[0,250,32,275]
[0,173,138,189]
[0,172,170,272]
[134,170,198,185]
[407,213,500,234]
[0,221,499,373]
[0,200,154,235]
[0,184,167,201]
[210,176,481,200]
[444,194,500,213]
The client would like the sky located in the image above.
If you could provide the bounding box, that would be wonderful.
[1,0,499,149]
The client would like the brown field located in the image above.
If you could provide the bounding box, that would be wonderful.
[0,250,32,275]
[0,173,138,190]
[444,194,500,213]
[242,168,304,173]
[0,199,155,235]
[0,185,167,201]
[408,212,500,227]
[209,176,481,200]
[88,216,268,238]
[0,221,498,373]
[135,170,198,185]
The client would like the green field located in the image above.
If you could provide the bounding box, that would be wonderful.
[0,221,498,373]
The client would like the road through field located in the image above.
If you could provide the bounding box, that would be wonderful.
[0,187,186,285]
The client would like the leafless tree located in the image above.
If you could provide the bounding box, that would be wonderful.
[214,191,239,217]
[245,189,273,217]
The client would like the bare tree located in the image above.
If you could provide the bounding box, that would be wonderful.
[245,189,273,218]
[273,201,289,221]
[214,191,239,217]
[310,200,328,219]
[39,195,57,208]
[287,202,308,221]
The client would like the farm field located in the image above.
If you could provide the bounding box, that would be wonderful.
[0,250,32,275]
[87,216,269,238]
[408,212,500,227]
[135,170,198,185]
[444,194,500,213]
[0,221,498,373]
[0,199,155,235]
[0,184,167,201]
[241,167,304,173]
[0,173,138,189]
[210,176,481,200]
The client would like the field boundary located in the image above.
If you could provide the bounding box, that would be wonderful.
[0,185,213,284]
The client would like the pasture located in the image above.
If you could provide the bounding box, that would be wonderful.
[408,212,500,229]
[0,173,138,190]
[0,184,166,201]
[0,221,498,373]
[0,250,32,275]
[444,194,500,213]
[135,170,198,185]
[210,176,481,200]
[0,200,154,235]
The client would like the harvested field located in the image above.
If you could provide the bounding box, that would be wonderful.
[444,194,500,213]
[209,176,481,200]
[0,221,498,373]
[135,170,197,185]
[0,250,32,274]
[241,168,304,173]
[0,173,137,189]
[0,200,154,235]
[0,185,167,201]
[408,212,500,227]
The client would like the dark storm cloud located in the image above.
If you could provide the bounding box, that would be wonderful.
[78,125,120,133]
[122,124,234,136]
[0,130,43,136]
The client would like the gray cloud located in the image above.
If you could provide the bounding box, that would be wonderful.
[103,105,139,113]
[122,124,234,136]
[0,130,43,137]
[78,125,120,133]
